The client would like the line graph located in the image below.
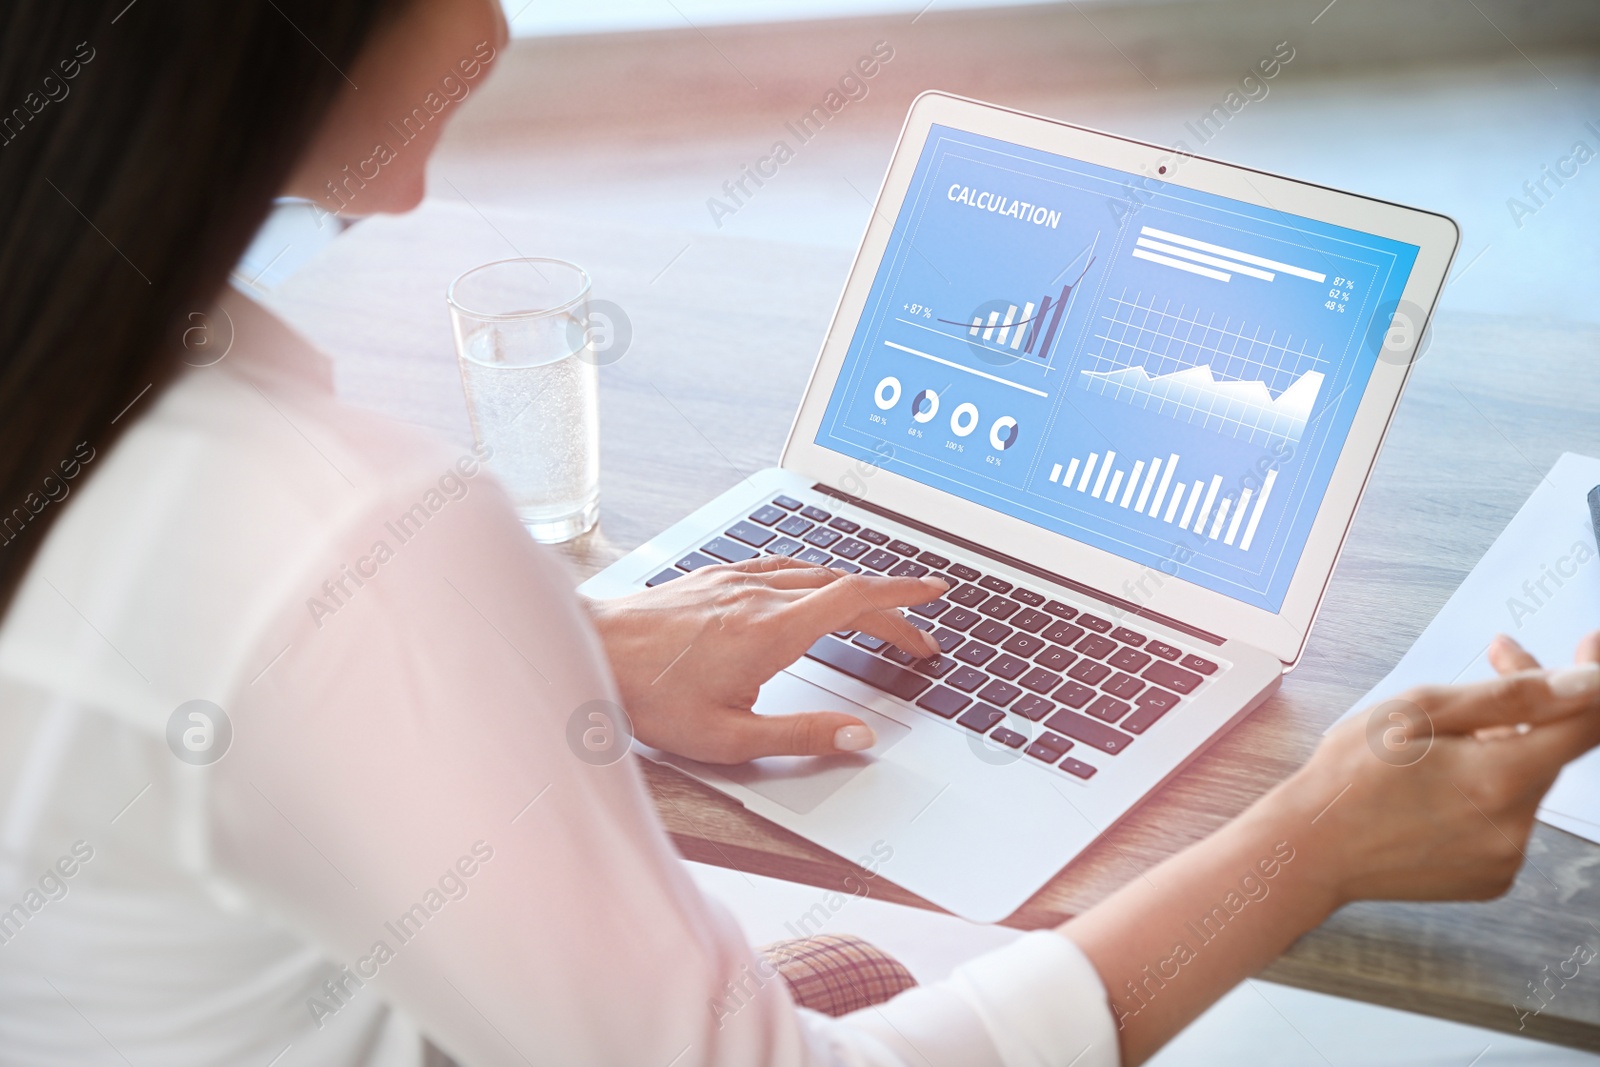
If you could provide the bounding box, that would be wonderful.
[1080,290,1327,447]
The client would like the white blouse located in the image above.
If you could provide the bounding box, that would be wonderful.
[0,285,1119,1067]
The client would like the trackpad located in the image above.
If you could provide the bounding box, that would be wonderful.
[665,672,912,815]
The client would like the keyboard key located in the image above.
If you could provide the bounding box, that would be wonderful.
[970,619,1013,645]
[676,551,718,572]
[1013,694,1055,721]
[1110,627,1146,646]
[796,548,832,566]
[1182,654,1219,675]
[1041,621,1085,646]
[860,549,898,571]
[858,528,890,545]
[701,537,758,563]
[948,584,988,607]
[1144,661,1203,694]
[882,646,918,665]
[1019,667,1063,694]
[1121,702,1171,734]
[916,550,951,569]
[915,655,957,679]
[831,538,869,560]
[1027,731,1073,762]
[1136,686,1180,712]
[946,666,988,692]
[978,575,1013,594]
[851,633,888,652]
[829,561,862,574]
[1043,709,1134,754]
[776,515,813,537]
[805,637,931,701]
[646,570,681,587]
[888,539,919,556]
[979,595,1021,620]
[1108,647,1152,673]
[954,641,997,667]
[1001,632,1047,658]
[989,654,1029,680]
[765,537,804,556]
[799,505,832,522]
[889,559,930,578]
[1067,660,1112,686]
[1011,608,1051,633]
[772,495,802,510]
[1078,613,1113,633]
[1012,588,1046,607]
[1145,639,1182,661]
[990,726,1027,748]
[1103,672,1145,700]
[929,627,964,653]
[917,686,971,719]
[749,505,786,525]
[833,629,855,639]
[1053,680,1096,708]
[942,607,981,631]
[1034,645,1077,672]
[1060,756,1097,779]
[957,703,1006,733]
[1075,634,1117,659]
[906,616,934,633]
[1044,600,1078,620]
[910,599,949,619]
[804,527,842,549]
[1086,694,1132,723]
[829,517,861,534]
[977,679,1022,705]
[947,563,981,582]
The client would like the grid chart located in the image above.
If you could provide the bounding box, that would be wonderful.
[1081,291,1327,448]
[1045,449,1277,553]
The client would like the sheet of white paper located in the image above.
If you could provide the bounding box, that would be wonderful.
[1336,452,1600,844]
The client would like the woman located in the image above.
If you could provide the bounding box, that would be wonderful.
[0,1,1596,1064]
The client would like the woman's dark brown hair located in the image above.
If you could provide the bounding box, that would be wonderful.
[0,0,405,611]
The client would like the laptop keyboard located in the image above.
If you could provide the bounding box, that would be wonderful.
[645,492,1225,783]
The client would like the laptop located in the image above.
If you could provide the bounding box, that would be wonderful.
[580,91,1458,922]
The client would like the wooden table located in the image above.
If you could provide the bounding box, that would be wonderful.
[272,199,1600,1052]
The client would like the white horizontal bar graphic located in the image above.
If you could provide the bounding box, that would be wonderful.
[1136,237,1275,282]
[884,342,1048,397]
[1133,247,1230,282]
[1141,226,1327,283]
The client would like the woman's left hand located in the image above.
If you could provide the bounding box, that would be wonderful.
[583,555,948,764]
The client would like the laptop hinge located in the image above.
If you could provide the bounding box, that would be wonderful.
[812,483,1226,646]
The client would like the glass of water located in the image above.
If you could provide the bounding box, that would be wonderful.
[447,257,600,543]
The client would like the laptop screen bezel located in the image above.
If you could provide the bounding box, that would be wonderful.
[779,91,1458,666]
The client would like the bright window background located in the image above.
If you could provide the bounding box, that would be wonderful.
[501,0,1087,36]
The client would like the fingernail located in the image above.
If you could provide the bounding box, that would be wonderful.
[921,575,950,590]
[1549,663,1600,699]
[834,725,875,752]
[921,632,941,655]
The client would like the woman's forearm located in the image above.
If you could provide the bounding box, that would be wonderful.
[1058,773,1340,1066]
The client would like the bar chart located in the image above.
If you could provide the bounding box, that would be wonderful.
[1045,448,1277,552]
[927,241,1098,367]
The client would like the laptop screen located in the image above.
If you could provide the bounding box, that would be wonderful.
[814,124,1420,613]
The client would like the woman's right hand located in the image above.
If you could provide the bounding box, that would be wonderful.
[1285,630,1600,906]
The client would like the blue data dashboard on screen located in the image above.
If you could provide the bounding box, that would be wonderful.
[815,125,1419,612]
